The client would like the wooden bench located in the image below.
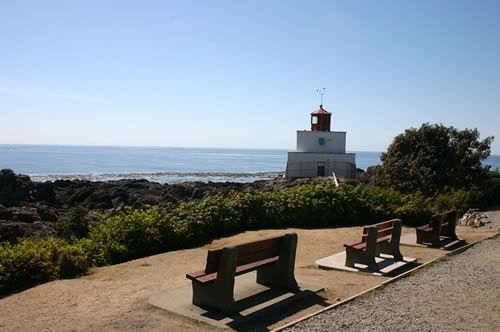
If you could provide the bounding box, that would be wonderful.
[343,219,403,270]
[416,210,458,246]
[186,233,299,313]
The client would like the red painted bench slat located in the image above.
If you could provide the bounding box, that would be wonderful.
[186,256,279,284]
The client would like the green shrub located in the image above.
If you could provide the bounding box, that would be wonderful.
[83,207,164,265]
[5,181,497,293]
[483,173,500,206]
[56,244,90,278]
[395,193,433,225]
[431,189,481,213]
[0,238,89,293]
[55,207,90,240]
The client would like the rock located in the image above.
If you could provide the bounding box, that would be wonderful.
[134,194,160,208]
[0,204,13,220]
[35,204,58,222]
[0,222,24,242]
[10,207,40,223]
[0,169,35,206]
[159,194,177,206]
[87,189,113,209]
[34,181,56,202]
[64,183,95,205]
[0,220,56,242]
[109,188,130,205]
[459,209,490,228]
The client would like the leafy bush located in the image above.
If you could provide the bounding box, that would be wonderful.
[83,207,165,265]
[56,244,90,278]
[0,238,89,293]
[483,173,500,206]
[55,207,90,240]
[3,181,497,293]
[81,183,438,265]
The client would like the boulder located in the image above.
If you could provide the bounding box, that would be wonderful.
[0,204,13,220]
[459,209,490,228]
[0,169,34,206]
[0,221,55,242]
[34,181,56,202]
[87,189,113,209]
[10,207,40,223]
[35,204,58,222]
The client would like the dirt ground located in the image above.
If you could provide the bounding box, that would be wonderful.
[0,215,498,332]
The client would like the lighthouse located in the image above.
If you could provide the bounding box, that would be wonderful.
[285,103,356,179]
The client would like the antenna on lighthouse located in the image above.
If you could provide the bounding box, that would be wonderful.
[316,88,326,105]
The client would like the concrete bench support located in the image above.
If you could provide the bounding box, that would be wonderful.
[344,219,403,271]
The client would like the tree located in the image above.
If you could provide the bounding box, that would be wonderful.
[375,123,494,193]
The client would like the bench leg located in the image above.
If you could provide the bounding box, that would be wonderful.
[192,280,236,313]
[415,228,427,245]
[344,247,357,268]
[416,228,440,246]
[378,243,403,261]
[257,233,299,290]
[191,247,238,314]
[431,229,441,247]
[379,219,403,260]
[345,248,378,270]
[441,211,458,239]
[345,227,379,271]
[364,227,379,270]
[345,247,377,270]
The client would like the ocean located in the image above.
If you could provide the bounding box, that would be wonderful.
[1,145,499,184]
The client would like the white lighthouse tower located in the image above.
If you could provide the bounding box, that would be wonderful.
[285,98,356,179]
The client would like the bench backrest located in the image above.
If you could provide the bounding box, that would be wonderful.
[431,210,458,228]
[204,235,284,274]
[361,219,398,243]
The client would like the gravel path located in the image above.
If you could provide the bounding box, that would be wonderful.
[287,236,500,332]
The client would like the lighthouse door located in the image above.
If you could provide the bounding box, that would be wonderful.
[317,162,326,176]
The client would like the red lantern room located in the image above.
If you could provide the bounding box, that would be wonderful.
[310,105,331,131]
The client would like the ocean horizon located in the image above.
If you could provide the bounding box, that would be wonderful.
[1,144,499,184]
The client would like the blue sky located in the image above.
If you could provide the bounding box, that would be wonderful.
[1,0,499,153]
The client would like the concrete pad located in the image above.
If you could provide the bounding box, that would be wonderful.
[400,233,466,250]
[315,252,417,277]
[147,271,323,330]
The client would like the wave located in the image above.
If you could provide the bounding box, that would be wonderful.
[30,171,284,184]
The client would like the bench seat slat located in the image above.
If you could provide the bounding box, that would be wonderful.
[186,256,279,284]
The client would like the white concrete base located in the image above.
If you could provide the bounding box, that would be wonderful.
[315,252,417,276]
[148,271,323,329]
[400,232,466,250]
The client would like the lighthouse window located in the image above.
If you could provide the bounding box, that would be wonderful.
[312,116,318,124]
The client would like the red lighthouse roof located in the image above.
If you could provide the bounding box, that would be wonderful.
[311,104,331,115]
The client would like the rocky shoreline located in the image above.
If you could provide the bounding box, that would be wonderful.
[0,169,341,242]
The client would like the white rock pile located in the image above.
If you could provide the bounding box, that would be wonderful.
[459,208,490,227]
